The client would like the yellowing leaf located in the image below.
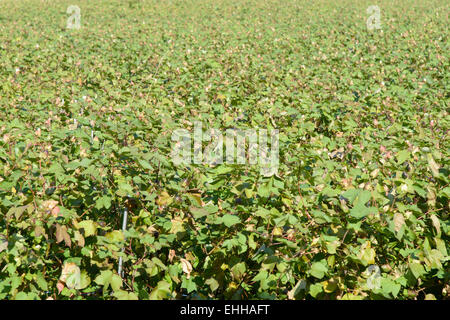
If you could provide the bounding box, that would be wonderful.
[358,241,376,266]
[272,227,283,236]
[169,217,185,234]
[73,230,85,247]
[322,279,338,293]
[427,154,440,176]
[77,220,97,237]
[156,191,173,207]
[393,212,405,233]
[425,293,436,300]
[430,215,441,236]
[105,230,124,242]
[0,236,8,253]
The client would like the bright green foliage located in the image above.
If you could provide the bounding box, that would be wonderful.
[0,0,448,300]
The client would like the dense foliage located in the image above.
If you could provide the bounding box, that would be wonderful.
[0,0,448,300]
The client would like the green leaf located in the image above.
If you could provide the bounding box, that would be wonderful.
[36,273,48,291]
[94,270,113,289]
[230,262,246,281]
[350,203,376,219]
[114,290,139,300]
[110,274,123,292]
[311,210,332,224]
[96,196,112,210]
[220,214,241,227]
[310,261,328,279]
[380,277,401,298]
[409,262,425,279]
[189,206,209,219]
[205,278,219,292]
[15,292,31,300]
[149,280,172,300]
[309,283,323,298]
[94,270,122,292]
[79,271,91,290]
[396,150,410,164]
[117,182,134,196]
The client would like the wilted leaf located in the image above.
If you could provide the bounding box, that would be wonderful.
[55,224,71,247]
[393,212,405,233]
[430,215,441,236]
[180,258,193,279]
[59,262,81,290]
